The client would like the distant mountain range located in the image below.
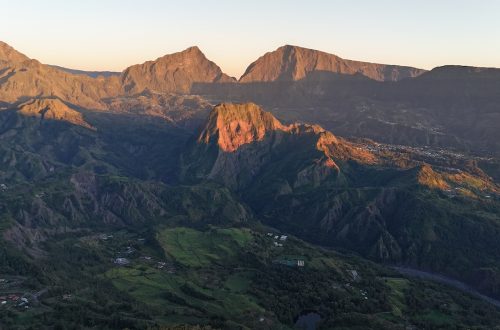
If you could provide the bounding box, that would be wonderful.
[0,41,429,106]
[2,40,499,156]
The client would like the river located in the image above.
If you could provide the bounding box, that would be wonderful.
[392,266,500,308]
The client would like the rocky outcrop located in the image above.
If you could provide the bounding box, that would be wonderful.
[198,102,287,152]
[18,98,95,130]
[199,102,376,159]
[191,102,377,189]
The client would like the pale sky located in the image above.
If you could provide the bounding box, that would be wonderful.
[1,0,499,78]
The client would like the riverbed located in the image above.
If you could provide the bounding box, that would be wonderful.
[393,266,500,309]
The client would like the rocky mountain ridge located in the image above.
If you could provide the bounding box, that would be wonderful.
[17,98,95,130]
[239,44,426,82]
[2,41,499,158]
[0,41,429,110]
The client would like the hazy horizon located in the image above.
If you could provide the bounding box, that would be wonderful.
[2,0,500,77]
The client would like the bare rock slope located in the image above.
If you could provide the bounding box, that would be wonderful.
[239,45,426,82]
[121,46,236,94]
[18,98,95,130]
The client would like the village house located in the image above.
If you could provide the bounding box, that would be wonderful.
[114,258,130,265]
[348,269,360,281]
[124,246,135,254]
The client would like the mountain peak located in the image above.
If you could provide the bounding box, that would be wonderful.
[121,47,235,94]
[240,45,425,82]
[182,45,203,53]
[0,41,30,63]
[190,103,378,191]
[157,45,205,61]
[198,102,287,152]
[277,44,301,51]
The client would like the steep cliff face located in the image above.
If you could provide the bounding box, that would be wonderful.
[198,102,287,152]
[198,102,375,159]
[187,102,377,189]
[239,45,426,83]
[121,46,236,94]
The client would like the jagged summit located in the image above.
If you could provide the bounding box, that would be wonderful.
[121,46,236,94]
[239,44,426,82]
[181,45,203,54]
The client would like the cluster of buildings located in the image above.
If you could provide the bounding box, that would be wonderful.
[99,234,114,241]
[265,232,306,267]
[112,244,177,274]
[156,261,176,273]
[359,289,368,300]
[0,294,30,309]
[272,256,305,267]
[113,244,136,265]
[363,141,475,165]
[267,233,288,247]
